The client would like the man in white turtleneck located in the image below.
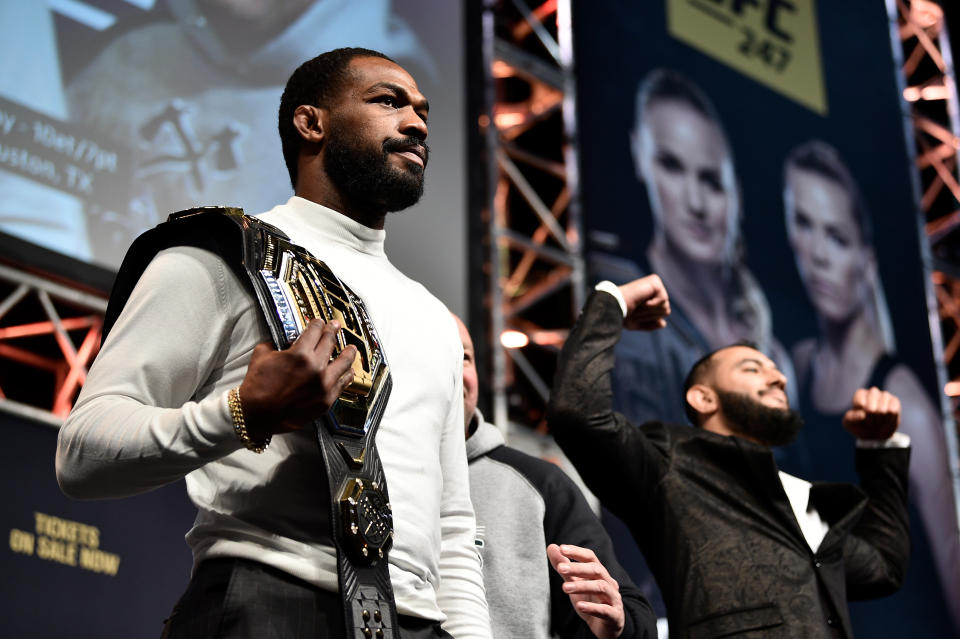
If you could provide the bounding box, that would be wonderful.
[57,48,490,639]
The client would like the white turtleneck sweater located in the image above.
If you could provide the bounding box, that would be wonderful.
[57,196,491,637]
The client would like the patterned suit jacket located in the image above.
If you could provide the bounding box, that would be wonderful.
[548,291,910,639]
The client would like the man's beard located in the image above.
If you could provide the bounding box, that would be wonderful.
[716,390,804,447]
[324,132,427,213]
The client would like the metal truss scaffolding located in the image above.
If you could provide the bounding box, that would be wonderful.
[476,0,583,434]
[0,263,106,427]
[897,1,960,443]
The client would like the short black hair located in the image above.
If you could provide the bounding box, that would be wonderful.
[278,47,395,188]
[682,341,759,425]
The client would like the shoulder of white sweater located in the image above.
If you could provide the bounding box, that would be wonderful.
[146,245,255,312]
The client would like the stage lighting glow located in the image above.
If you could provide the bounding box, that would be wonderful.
[500,330,529,349]
[911,0,943,30]
[495,112,526,128]
[530,329,567,347]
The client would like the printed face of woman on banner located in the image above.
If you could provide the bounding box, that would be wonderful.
[781,141,960,621]
[784,162,877,325]
[781,140,896,400]
[630,72,740,267]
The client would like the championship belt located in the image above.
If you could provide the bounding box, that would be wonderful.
[173,207,397,639]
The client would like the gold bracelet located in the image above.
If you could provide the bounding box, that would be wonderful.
[228,387,270,453]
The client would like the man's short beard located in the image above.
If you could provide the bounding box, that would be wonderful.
[324,133,426,213]
[715,390,804,447]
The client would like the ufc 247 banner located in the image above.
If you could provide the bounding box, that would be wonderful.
[571,1,960,635]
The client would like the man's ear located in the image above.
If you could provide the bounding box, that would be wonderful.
[292,105,325,144]
[686,384,718,420]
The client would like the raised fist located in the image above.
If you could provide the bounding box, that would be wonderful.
[618,274,670,331]
[842,387,901,441]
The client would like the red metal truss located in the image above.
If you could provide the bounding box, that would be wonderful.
[0,263,106,423]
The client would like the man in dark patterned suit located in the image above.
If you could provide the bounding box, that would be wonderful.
[547,275,910,638]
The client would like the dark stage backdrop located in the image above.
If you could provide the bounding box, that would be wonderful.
[0,0,467,315]
[1,411,196,638]
[571,0,960,635]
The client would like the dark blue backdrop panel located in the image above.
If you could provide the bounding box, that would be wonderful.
[1,411,196,638]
